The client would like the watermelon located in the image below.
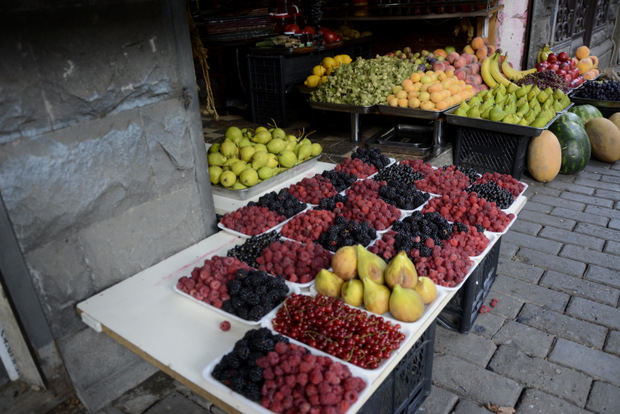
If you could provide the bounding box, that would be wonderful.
[568,104,603,125]
[548,113,591,174]
[563,111,585,128]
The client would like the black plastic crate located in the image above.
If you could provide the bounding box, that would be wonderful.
[248,53,325,93]
[437,237,502,334]
[359,321,435,414]
[249,86,303,127]
[453,126,530,179]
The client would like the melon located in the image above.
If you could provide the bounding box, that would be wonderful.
[585,117,620,162]
[549,113,592,174]
[609,112,620,130]
[569,104,603,125]
[527,130,562,182]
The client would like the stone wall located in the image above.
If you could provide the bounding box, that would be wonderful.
[0,0,218,411]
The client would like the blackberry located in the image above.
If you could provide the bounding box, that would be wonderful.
[247,366,263,383]
[228,376,244,393]
[351,147,391,170]
[391,210,452,252]
[467,181,514,209]
[475,224,485,233]
[221,300,234,314]
[321,170,357,192]
[450,165,480,184]
[240,288,261,306]
[233,341,251,360]
[420,246,433,257]
[378,181,430,210]
[244,381,262,402]
[248,304,267,321]
[220,353,241,369]
[250,337,275,353]
[315,193,349,211]
[316,217,377,252]
[224,270,288,321]
[247,188,306,218]
[227,231,281,268]
[374,162,424,186]
[227,279,242,296]
[454,222,469,233]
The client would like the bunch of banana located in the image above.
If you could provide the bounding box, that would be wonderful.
[481,52,519,89]
[500,53,537,81]
[536,44,553,64]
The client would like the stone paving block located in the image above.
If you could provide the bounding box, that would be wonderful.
[515,247,586,278]
[488,345,591,406]
[575,222,620,243]
[435,326,497,367]
[550,206,610,227]
[525,186,561,198]
[507,219,542,236]
[604,330,620,356]
[492,320,554,359]
[143,392,209,414]
[585,163,620,176]
[517,303,607,348]
[516,388,594,414]
[545,180,595,195]
[415,385,457,414]
[566,296,620,331]
[586,381,620,414]
[483,290,523,319]
[578,171,603,181]
[610,218,620,230]
[594,188,620,201]
[549,338,620,385]
[498,257,545,283]
[560,190,615,208]
[601,173,620,183]
[585,204,620,221]
[603,240,620,256]
[516,210,576,231]
[498,241,518,259]
[529,194,586,211]
[469,312,505,339]
[585,264,620,289]
[560,244,619,270]
[538,226,605,251]
[431,354,522,407]
[575,177,620,193]
[540,270,620,306]
[492,275,569,311]
[452,399,493,414]
[501,231,562,255]
[522,200,553,214]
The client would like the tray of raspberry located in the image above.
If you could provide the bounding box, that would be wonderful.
[430,255,481,292]
[469,231,498,261]
[173,282,300,326]
[261,293,412,381]
[218,212,296,239]
[202,330,372,414]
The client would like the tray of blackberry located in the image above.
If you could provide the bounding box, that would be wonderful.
[174,268,298,325]
[569,79,620,106]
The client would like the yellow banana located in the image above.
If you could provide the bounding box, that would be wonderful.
[480,53,497,88]
[489,53,511,87]
[501,53,536,81]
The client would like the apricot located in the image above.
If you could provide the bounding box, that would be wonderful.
[388,97,399,107]
[407,90,419,99]
[420,100,435,110]
[428,82,443,93]
[471,37,484,50]
[436,71,447,81]
[396,90,407,99]
[435,100,451,111]
[434,48,448,58]
[408,97,421,108]
[430,91,444,103]
[398,98,408,108]
[402,79,414,92]
[575,45,590,60]
[409,72,422,83]
[418,91,431,102]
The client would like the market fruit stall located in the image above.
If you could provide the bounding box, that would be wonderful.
[77,151,528,414]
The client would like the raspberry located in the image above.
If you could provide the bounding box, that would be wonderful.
[274,341,288,354]
[219,321,231,331]
[479,305,491,314]
[309,368,323,384]
[490,298,499,307]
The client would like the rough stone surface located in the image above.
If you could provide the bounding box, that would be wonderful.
[515,247,586,277]
[497,257,544,283]
[537,226,605,251]
[488,345,592,406]
[469,312,505,339]
[431,354,522,407]
[517,303,607,348]
[566,297,620,331]
[516,210,576,230]
[492,320,554,358]
[560,191,614,208]
[501,231,562,255]
[540,270,620,306]
[435,326,497,367]
[516,389,594,414]
[481,290,523,320]
[549,338,620,385]
[492,274,569,312]
[451,399,492,413]
[586,381,620,413]
[603,240,620,256]
[560,244,620,270]
[529,194,585,211]
[604,330,620,356]
[585,265,620,289]
[416,385,457,414]
[506,219,541,236]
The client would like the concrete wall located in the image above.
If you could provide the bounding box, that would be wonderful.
[0,0,218,411]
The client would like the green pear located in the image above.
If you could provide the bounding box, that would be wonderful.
[257,166,275,180]
[271,127,286,140]
[238,137,252,147]
[252,130,272,144]
[225,126,243,143]
[296,143,312,162]
[266,153,279,169]
[219,170,237,188]
[209,166,222,185]
[220,139,238,158]
[239,168,259,187]
[251,151,269,169]
[230,160,247,176]
[208,152,226,167]
[240,145,256,162]
[278,150,297,168]
[253,143,268,153]
[311,143,323,157]
[267,138,286,154]
[208,142,221,154]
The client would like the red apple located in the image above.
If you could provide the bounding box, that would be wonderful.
[284,23,300,34]
[301,26,316,36]
[323,30,338,43]
[558,51,570,62]
[547,53,558,63]
[548,63,559,72]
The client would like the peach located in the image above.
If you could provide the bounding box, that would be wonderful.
[462,53,475,65]
[463,45,475,55]
[471,37,484,50]
[577,58,593,75]
[447,51,460,64]
[465,75,476,85]
[487,44,496,55]
[473,74,483,84]
[469,62,480,74]
[478,83,489,91]
[475,46,488,60]
[575,45,590,60]
[454,57,466,69]
[590,55,599,68]
[432,61,446,72]
[454,68,467,80]
[434,48,448,58]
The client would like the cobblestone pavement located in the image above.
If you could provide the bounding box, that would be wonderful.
[41,114,619,414]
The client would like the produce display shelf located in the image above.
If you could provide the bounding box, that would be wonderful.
[307,100,379,142]
[77,161,524,414]
[567,94,620,118]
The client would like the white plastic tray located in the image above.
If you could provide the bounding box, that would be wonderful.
[218,212,294,238]
[202,334,372,414]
